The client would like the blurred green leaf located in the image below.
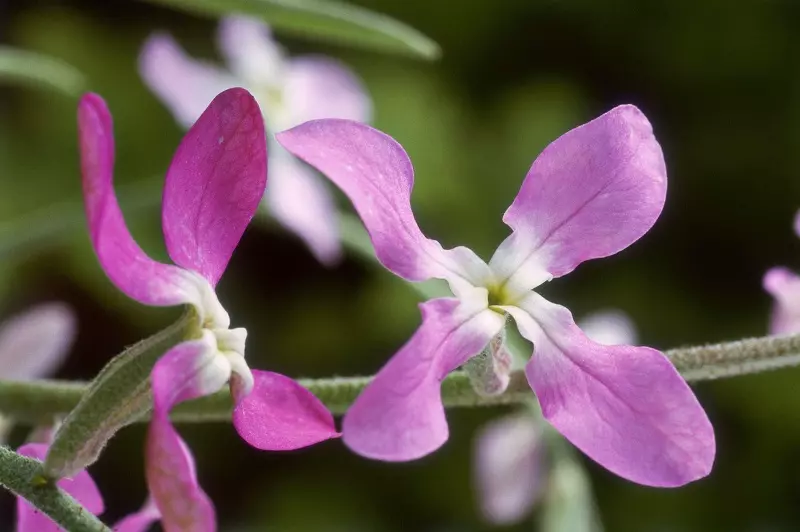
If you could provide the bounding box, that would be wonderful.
[0,46,85,96]
[138,0,440,59]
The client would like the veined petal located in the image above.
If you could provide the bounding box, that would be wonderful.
[342,295,505,461]
[265,147,342,264]
[503,293,715,487]
[217,17,285,90]
[490,106,667,293]
[276,119,491,289]
[473,414,544,525]
[0,303,76,381]
[113,498,161,532]
[233,370,339,450]
[140,33,238,129]
[162,88,267,286]
[763,267,800,334]
[285,56,371,126]
[577,309,638,346]
[79,93,193,307]
[16,443,104,532]
[147,334,231,532]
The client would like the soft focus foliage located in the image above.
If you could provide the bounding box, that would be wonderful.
[2,0,800,530]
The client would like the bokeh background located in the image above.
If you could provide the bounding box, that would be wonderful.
[2,0,800,530]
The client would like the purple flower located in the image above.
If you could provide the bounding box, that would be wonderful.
[139,16,371,264]
[764,211,800,334]
[277,107,716,487]
[78,88,338,531]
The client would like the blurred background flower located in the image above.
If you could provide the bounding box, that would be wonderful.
[2,0,800,530]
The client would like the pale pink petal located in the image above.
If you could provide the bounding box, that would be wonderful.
[577,309,638,346]
[342,294,505,461]
[233,370,339,450]
[0,303,76,380]
[277,120,491,289]
[147,335,231,532]
[140,34,238,129]
[490,105,667,294]
[17,443,104,532]
[503,293,715,487]
[285,56,371,125]
[265,148,341,264]
[113,498,161,532]
[79,93,193,307]
[794,210,800,238]
[217,17,285,90]
[763,267,800,334]
[474,414,544,525]
[161,88,267,286]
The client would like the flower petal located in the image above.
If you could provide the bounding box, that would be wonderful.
[113,498,161,532]
[161,88,267,286]
[0,303,76,380]
[16,443,104,532]
[233,370,339,450]
[490,105,667,293]
[577,309,638,346]
[342,294,505,461]
[503,293,715,487]
[265,147,341,264]
[217,17,285,91]
[147,334,231,532]
[473,414,544,525]
[79,93,193,307]
[140,33,238,129]
[763,267,800,334]
[276,120,491,290]
[285,56,371,126]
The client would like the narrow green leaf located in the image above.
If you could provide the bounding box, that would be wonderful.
[43,310,195,480]
[0,46,85,96]
[0,446,110,532]
[139,0,440,59]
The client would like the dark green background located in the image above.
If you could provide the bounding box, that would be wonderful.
[2,0,800,530]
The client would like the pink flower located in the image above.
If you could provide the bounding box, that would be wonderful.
[78,88,338,531]
[277,107,716,487]
[139,16,371,264]
[764,211,800,334]
[473,310,638,525]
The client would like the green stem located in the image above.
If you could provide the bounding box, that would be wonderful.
[0,331,798,423]
[0,446,110,531]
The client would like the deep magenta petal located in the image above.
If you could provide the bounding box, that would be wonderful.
[161,88,267,286]
[78,93,192,306]
[342,296,504,461]
[506,294,715,487]
[233,370,339,450]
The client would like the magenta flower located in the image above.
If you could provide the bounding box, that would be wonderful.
[764,211,800,334]
[474,310,638,525]
[78,88,338,530]
[139,16,371,264]
[277,106,716,486]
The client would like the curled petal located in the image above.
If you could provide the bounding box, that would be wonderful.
[233,370,339,450]
[147,335,231,532]
[577,309,638,346]
[265,148,342,264]
[277,120,491,290]
[140,33,238,129]
[113,498,161,532]
[0,303,76,380]
[763,267,800,334]
[285,56,371,125]
[16,443,104,532]
[473,414,544,525]
[217,17,285,90]
[343,294,505,461]
[490,105,667,293]
[162,88,267,286]
[79,93,194,307]
[504,293,715,487]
